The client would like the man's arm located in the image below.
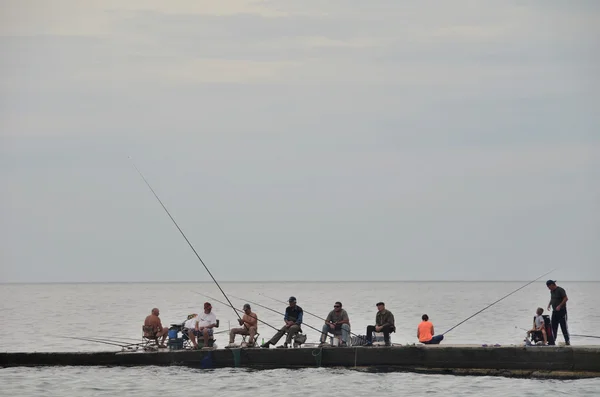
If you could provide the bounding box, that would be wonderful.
[325,311,333,325]
[384,312,395,328]
[295,311,303,325]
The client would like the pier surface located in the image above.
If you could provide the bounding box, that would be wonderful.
[2,345,599,379]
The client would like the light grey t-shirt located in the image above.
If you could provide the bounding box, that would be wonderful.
[534,315,544,329]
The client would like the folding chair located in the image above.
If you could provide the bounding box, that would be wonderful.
[142,325,161,351]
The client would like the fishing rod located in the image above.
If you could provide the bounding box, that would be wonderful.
[442,269,556,336]
[571,334,600,339]
[259,292,362,338]
[53,335,141,349]
[515,326,600,339]
[130,159,241,321]
[228,293,324,335]
[192,291,280,332]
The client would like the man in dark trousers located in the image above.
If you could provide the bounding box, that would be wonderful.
[261,296,303,349]
[365,302,395,346]
[546,280,570,346]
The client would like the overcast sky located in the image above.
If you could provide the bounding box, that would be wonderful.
[1,1,598,283]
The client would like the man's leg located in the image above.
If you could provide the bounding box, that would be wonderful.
[248,326,257,345]
[320,324,330,343]
[160,327,169,344]
[382,325,392,345]
[429,335,444,344]
[551,311,560,345]
[267,326,287,345]
[366,325,376,343]
[202,329,210,346]
[229,327,245,344]
[285,324,301,345]
[341,324,350,344]
[559,312,570,345]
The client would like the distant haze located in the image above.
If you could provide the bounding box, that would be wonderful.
[1,1,598,282]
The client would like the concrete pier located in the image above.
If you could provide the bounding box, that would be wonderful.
[1,345,599,379]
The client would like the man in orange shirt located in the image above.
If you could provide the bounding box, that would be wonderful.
[417,314,444,345]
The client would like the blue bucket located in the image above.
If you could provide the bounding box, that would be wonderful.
[168,329,178,339]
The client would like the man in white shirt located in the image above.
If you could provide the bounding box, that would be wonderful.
[188,302,217,349]
[527,307,547,345]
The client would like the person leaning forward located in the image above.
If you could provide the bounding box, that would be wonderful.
[261,296,303,349]
[319,301,350,346]
[227,304,258,347]
[365,302,395,346]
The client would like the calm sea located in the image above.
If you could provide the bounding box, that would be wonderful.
[1,281,599,396]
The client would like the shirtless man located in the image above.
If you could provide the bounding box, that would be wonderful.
[227,304,258,347]
[143,308,169,347]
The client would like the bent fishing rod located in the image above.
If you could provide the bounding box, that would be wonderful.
[227,293,324,335]
[258,292,362,338]
[193,291,281,332]
[130,159,241,321]
[443,269,556,336]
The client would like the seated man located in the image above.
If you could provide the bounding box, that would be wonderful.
[527,307,547,345]
[417,314,444,345]
[261,296,303,349]
[143,307,169,347]
[365,302,395,347]
[319,301,351,346]
[227,303,258,347]
[188,302,217,349]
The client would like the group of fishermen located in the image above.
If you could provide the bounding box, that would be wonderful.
[144,279,570,349]
[144,296,443,349]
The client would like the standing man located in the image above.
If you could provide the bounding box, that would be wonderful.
[261,296,303,349]
[546,280,570,346]
[227,304,258,347]
[188,302,217,349]
[143,308,169,347]
[417,314,444,344]
[319,301,351,346]
[365,302,395,347]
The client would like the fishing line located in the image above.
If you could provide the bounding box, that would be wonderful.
[130,158,241,321]
[53,335,139,349]
[442,269,556,336]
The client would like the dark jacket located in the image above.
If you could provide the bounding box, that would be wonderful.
[284,305,303,325]
[376,309,395,329]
